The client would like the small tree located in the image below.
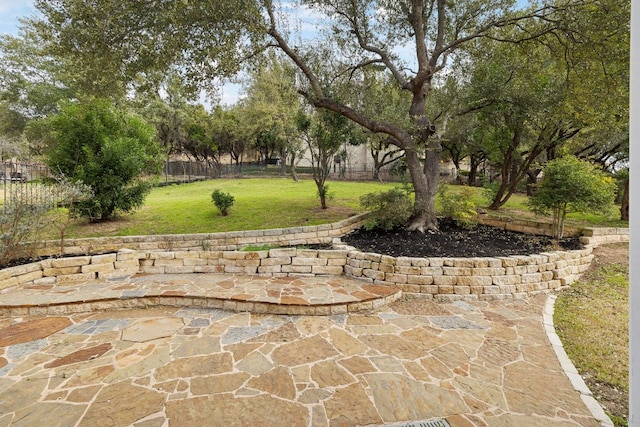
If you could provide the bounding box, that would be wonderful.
[296,109,363,209]
[529,156,616,239]
[211,189,234,216]
[42,99,164,221]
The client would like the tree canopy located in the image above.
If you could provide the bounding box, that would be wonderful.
[0,0,628,229]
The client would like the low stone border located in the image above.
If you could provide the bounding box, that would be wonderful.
[2,217,628,301]
[579,227,629,246]
[544,295,614,427]
[32,214,369,257]
[477,214,629,247]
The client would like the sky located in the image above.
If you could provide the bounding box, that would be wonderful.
[0,0,35,36]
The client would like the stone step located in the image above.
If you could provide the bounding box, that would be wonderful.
[0,273,401,317]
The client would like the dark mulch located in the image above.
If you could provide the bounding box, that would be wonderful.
[342,220,582,258]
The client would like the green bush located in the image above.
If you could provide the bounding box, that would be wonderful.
[211,189,235,216]
[481,180,500,205]
[0,193,49,266]
[437,184,478,229]
[360,188,412,231]
[43,98,164,221]
[529,156,616,239]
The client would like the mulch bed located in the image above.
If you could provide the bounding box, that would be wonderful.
[342,220,582,258]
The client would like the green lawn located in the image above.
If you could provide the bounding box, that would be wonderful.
[59,178,396,238]
[554,243,629,426]
[42,177,626,239]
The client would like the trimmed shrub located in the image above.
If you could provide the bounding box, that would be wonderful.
[360,188,412,231]
[437,184,478,229]
[211,189,235,216]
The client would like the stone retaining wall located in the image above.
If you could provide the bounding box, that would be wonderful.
[33,214,369,257]
[478,214,629,247]
[2,217,627,301]
[342,247,594,301]
[0,245,594,301]
[477,214,582,237]
[579,227,629,246]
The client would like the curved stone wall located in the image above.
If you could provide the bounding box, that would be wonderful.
[341,246,594,301]
[0,245,593,301]
[32,214,369,257]
[2,217,627,300]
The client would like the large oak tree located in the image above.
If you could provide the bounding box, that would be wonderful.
[30,0,590,230]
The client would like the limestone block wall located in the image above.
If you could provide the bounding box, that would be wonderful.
[1,215,627,300]
[1,245,594,301]
[342,247,594,301]
[580,227,629,246]
[477,214,629,247]
[477,215,582,237]
[32,214,369,257]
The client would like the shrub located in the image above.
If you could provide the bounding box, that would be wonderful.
[0,192,49,266]
[481,180,500,205]
[211,189,235,216]
[529,156,616,239]
[360,188,412,231]
[437,184,478,229]
[43,98,164,221]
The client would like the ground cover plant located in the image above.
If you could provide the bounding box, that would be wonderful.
[554,243,629,426]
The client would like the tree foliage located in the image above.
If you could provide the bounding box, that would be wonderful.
[19,0,628,230]
[529,156,616,239]
[29,0,586,231]
[240,54,303,176]
[296,108,363,209]
[43,99,164,221]
[31,0,264,99]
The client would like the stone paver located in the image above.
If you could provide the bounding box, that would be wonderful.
[0,274,604,426]
[0,273,401,317]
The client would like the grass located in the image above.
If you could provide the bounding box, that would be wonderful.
[45,179,630,238]
[55,178,396,238]
[554,244,629,426]
[27,178,625,239]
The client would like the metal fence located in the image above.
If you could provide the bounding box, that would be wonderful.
[1,158,446,207]
[0,161,53,208]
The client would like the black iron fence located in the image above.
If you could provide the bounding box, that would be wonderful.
[1,161,53,208]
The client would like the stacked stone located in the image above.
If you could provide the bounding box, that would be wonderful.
[31,214,369,258]
[343,248,595,301]
[0,250,143,291]
[136,248,349,277]
[580,227,630,246]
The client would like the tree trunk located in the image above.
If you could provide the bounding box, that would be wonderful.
[620,174,629,221]
[526,169,541,196]
[405,146,439,232]
[280,147,287,176]
[290,153,299,182]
